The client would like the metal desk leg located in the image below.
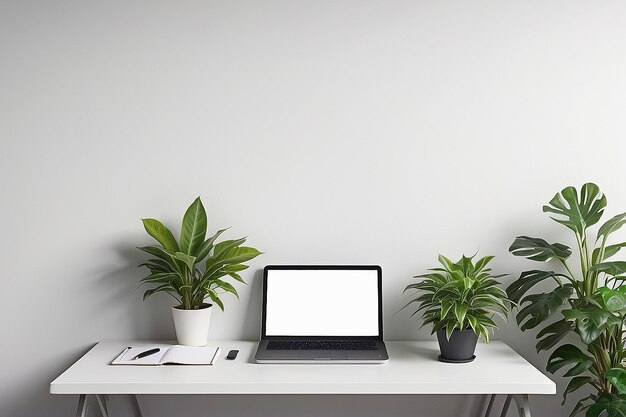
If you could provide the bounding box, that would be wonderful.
[76,394,88,417]
[482,394,496,417]
[499,395,513,417]
[512,394,531,417]
[130,394,144,417]
[95,394,109,417]
[486,394,530,417]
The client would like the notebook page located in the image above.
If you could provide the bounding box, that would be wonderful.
[160,345,220,365]
[111,344,172,365]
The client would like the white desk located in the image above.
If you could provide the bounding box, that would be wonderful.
[51,340,555,417]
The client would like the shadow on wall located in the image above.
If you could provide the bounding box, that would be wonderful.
[89,242,175,340]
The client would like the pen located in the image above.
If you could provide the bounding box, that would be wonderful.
[131,348,161,361]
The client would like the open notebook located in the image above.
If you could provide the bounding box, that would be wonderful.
[111,344,220,366]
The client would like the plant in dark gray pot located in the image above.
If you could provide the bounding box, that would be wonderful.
[403,254,509,363]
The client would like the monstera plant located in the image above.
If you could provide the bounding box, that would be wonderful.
[507,183,626,416]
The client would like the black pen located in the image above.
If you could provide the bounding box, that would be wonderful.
[131,348,161,361]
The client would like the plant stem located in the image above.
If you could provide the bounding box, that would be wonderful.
[577,233,591,296]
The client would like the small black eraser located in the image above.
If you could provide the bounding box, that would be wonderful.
[226,349,239,360]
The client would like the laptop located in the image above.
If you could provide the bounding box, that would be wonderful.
[255,265,389,363]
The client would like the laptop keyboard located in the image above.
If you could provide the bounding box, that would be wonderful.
[267,340,378,351]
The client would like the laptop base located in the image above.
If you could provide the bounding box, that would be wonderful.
[255,340,389,364]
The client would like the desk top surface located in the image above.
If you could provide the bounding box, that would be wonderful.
[50,340,556,395]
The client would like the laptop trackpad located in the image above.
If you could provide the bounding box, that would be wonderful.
[299,350,347,360]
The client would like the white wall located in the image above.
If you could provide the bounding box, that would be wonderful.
[2,1,626,416]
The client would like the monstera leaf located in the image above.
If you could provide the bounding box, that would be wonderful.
[563,376,594,404]
[546,344,593,376]
[516,285,573,331]
[509,236,572,262]
[597,287,626,313]
[607,368,626,395]
[507,270,569,304]
[536,319,575,352]
[542,183,606,236]
[562,305,621,344]
[597,213,626,242]
[586,393,626,417]
[593,243,626,264]
[590,262,626,278]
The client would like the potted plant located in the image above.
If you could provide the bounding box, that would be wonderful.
[138,197,262,346]
[403,254,509,362]
[507,183,626,416]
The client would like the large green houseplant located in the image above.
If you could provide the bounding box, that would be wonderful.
[507,183,626,416]
[403,254,509,362]
[139,197,262,346]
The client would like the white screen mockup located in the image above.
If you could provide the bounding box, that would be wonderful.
[264,269,380,337]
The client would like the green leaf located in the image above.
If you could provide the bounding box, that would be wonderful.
[215,280,239,299]
[174,252,197,271]
[516,285,573,331]
[536,319,575,352]
[562,305,621,344]
[220,247,262,264]
[140,272,179,284]
[445,320,456,340]
[222,264,250,273]
[440,300,453,319]
[138,259,174,273]
[593,243,626,264]
[563,376,594,404]
[542,183,606,236]
[589,262,626,277]
[227,273,246,284]
[507,270,564,304]
[207,289,225,311]
[179,197,207,256]
[138,245,175,263]
[473,256,494,273]
[195,228,228,262]
[509,236,572,262]
[454,304,468,329]
[607,368,626,395]
[598,287,626,312]
[586,393,626,417]
[143,284,178,301]
[546,344,593,376]
[212,238,247,259]
[597,212,626,242]
[142,218,180,253]
[570,395,595,417]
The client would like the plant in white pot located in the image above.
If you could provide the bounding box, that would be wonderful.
[402,254,509,362]
[138,197,262,346]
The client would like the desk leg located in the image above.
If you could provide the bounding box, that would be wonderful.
[482,394,530,417]
[482,394,496,417]
[130,395,144,417]
[511,394,531,417]
[499,394,513,417]
[95,394,109,417]
[75,394,88,417]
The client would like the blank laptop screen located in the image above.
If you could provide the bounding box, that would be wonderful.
[264,268,380,337]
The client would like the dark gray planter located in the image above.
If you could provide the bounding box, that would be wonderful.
[436,328,478,363]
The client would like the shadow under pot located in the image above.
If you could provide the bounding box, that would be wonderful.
[436,328,478,363]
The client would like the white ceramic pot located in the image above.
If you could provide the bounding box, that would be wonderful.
[171,304,213,346]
